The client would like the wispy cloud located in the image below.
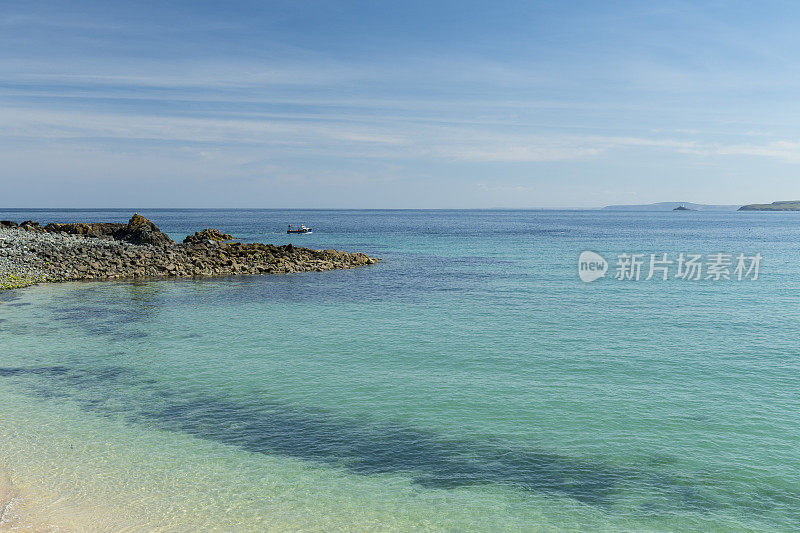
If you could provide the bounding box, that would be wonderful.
[3,1,800,206]
[4,103,800,167]
[686,140,800,163]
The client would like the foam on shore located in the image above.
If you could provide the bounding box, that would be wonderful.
[0,468,54,533]
[0,468,17,527]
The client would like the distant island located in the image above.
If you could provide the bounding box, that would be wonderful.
[738,201,800,211]
[602,202,738,211]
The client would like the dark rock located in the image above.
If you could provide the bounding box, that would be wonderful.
[44,222,125,238]
[118,214,174,246]
[0,221,17,228]
[20,221,44,232]
[44,216,173,246]
[183,228,234,244]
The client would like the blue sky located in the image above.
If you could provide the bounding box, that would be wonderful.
[2,0,800,208]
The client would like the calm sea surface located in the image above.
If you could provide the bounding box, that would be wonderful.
[0,209,798,531]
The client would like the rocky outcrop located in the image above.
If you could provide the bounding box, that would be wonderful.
[19,220,44,232]
[123,214,174,246]
[183,228,234,244]
[42,214,175,246]
[43,221,125,238]
[0,215,379,288]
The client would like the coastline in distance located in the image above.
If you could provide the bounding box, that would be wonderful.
[602,202,739,211]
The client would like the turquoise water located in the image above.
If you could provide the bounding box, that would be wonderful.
[1,209,799,531]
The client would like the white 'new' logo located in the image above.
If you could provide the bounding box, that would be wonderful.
[578,251,607,282]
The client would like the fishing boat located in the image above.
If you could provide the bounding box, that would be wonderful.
[287,224,312,234]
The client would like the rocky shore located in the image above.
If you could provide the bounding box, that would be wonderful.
[0,215,378,290]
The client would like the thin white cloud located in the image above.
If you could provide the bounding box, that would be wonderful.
[3,103,800,167]
[430,145,602,162]
[687,141,800,163]
[0,107,408,147]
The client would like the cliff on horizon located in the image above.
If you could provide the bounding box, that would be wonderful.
[738,201,800,211]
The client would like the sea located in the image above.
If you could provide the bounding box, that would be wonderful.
[0,209,798,531]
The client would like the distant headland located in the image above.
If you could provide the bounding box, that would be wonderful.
[602,202,739,211]
[738,201,800,211]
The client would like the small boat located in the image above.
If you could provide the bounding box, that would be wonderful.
[287,224,312,234]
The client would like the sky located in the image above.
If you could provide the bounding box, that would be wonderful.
[2,0,800,208]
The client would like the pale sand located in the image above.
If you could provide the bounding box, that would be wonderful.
[0,469,15,526]
[0,468,71,533]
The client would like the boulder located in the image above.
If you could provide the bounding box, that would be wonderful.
[20,221,44,232]
[116,214,174,246]
[183,228,234,244]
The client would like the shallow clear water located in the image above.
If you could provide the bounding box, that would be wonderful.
[1,209,799,531]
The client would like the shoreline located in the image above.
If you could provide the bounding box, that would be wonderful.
[0,214,379,291]
[0,468,15,528]
[0,468,40,533]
